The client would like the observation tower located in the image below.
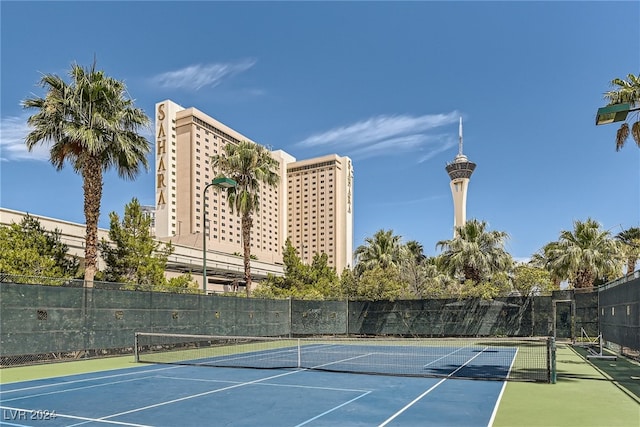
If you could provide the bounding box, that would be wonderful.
[445,118,476,237]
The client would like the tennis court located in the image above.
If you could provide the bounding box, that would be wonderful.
[0,334,545,427]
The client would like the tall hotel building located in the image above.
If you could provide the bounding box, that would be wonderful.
[154,100,353,290]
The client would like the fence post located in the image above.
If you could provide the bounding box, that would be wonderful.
[345,298,350,337]
[288,297,292,338]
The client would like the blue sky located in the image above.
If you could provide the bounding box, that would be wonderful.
[1,1,639,262]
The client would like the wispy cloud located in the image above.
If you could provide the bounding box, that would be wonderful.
[0,115,49,162]
[295,112,461,162]
[0,114,155,163]
[150,60,257,91]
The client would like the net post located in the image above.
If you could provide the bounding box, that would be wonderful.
[134,332,140,363]
[548,336,557,384]
[297,338,301,368]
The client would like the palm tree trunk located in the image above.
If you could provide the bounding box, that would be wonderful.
[242,213,253,297]
[463,265,482,285]
[627,258,637,275]
[82,157,103,287]
[574,269,594,289]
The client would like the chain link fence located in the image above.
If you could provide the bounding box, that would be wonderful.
[0,277,605,367]
[598,273,640,360]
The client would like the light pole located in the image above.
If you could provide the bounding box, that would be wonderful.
[202,177,237,294]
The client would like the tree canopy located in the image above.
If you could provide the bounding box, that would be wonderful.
[543,218,623,288]
[99,198,198,293]
[0,214,78,280]
[436,219,513,286]
[616,227,640,275]
[253,239,340,299]
[354,229,404,277]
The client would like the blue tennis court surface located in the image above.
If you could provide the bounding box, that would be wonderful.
[1,361,509,426]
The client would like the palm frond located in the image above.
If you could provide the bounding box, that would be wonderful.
[616,123,629,151]
[632,120,640,147]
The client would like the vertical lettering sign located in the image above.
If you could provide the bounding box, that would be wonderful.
[347,160,352,213]
[156,104,167,206]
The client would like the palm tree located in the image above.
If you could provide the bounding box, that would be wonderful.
[404,240,427,264]
[603,73,640,151]
[399,240,426,297]
[545,218,623,288]
[354,229,403,277]
[436,219,513,286]
[615,226,640,275]
[211,140,279,296]
[22,62,150,286]
[531,242,566,289]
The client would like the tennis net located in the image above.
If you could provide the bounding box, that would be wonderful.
[134,333,554,383]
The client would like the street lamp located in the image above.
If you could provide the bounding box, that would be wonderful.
[595,103,640,125]
[202,177,237,294]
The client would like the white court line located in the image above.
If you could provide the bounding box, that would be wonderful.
[310,352,375,369]
[378,346,491,427]
[488,381,509,427]
[505,347,518,380]
[201,346,298,365]
[65,368,311,427]
[2,352,373,426]
[0,405,152,427]
[155,375,370,393]
[1,377,154,403]
[294,391,373,427]
[488,347,518,427]
[0,365,181,394]
[422,345,471,367]
[65,354,375,426]
[208,343,339,365]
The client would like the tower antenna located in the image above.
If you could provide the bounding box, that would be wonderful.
[458,117,464,156]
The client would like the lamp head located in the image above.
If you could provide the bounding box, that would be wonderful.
[595,103,631,125]
[212,177,237,188]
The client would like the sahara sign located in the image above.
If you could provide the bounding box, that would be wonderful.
[156,103,167,207]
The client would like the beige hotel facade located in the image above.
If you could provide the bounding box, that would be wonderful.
[154,100,354,291]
